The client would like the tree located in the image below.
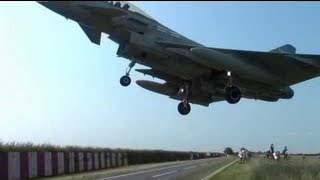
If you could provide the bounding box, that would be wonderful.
[223,147,234,155]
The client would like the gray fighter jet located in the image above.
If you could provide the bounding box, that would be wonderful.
[38,1,320,115]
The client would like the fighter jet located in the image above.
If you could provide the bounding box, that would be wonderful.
[38,1,320,115]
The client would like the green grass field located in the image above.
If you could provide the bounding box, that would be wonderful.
[211,155,320,180]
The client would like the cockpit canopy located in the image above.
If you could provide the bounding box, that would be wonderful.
[107,1,154,20]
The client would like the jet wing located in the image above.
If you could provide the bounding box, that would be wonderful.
[209,47,320,86]
[79,24,101,45]
[157,41,320,87]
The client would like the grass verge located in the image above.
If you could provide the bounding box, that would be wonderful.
[210,156,320,180]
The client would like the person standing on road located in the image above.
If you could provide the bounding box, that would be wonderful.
[270,144,274,154]
[282,146,288,160]
[238,148,244,164]
[243,149,248,163]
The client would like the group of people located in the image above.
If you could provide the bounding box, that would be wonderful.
[238,144,289,163]
[267,144,289,160]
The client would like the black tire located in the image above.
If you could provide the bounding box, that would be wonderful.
[178,102,191,115]
[225,86,241,104]
[120,75,131,87]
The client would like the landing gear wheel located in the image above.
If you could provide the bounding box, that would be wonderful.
[120,75,131,87]
[178,102,191,115]
[225,86,241,104]
[120,61,135,87]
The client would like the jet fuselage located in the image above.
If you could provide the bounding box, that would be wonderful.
[39,1,296,110]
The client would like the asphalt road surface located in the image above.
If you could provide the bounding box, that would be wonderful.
[94,157,235,180]
[42,157,236,180]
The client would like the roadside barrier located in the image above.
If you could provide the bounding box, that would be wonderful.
[0,149,221,179]
[0,151,128,179]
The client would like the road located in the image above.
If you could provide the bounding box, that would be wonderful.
[43,157,236,180]
[95,157,236,180]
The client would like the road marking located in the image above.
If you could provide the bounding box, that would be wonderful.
[96,159,211,180]
[200,159,238,180]
[152,170,177,178]
[184,165,197,170]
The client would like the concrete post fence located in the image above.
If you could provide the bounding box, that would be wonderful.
[0,149,214,180]
[0,151,128,180]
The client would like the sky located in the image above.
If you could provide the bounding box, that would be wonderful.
[0,1,320,154]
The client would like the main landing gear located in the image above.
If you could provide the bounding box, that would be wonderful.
[225,71,241,104]
[178,101,191,115]
[177,82,191,115]
[120,61,135,87]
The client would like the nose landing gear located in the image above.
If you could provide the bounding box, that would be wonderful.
[120,75,131,87]
[120,61,135,87]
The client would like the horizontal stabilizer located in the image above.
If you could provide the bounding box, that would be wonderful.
[79,24,101,45]
[270,44,296,54]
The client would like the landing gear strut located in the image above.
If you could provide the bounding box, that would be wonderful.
[177,82,191,115]
[225,71,241,104]
[120,61,135,87]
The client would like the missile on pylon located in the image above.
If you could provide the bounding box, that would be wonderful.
[136,80,179,96]
[135,69,180,83]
